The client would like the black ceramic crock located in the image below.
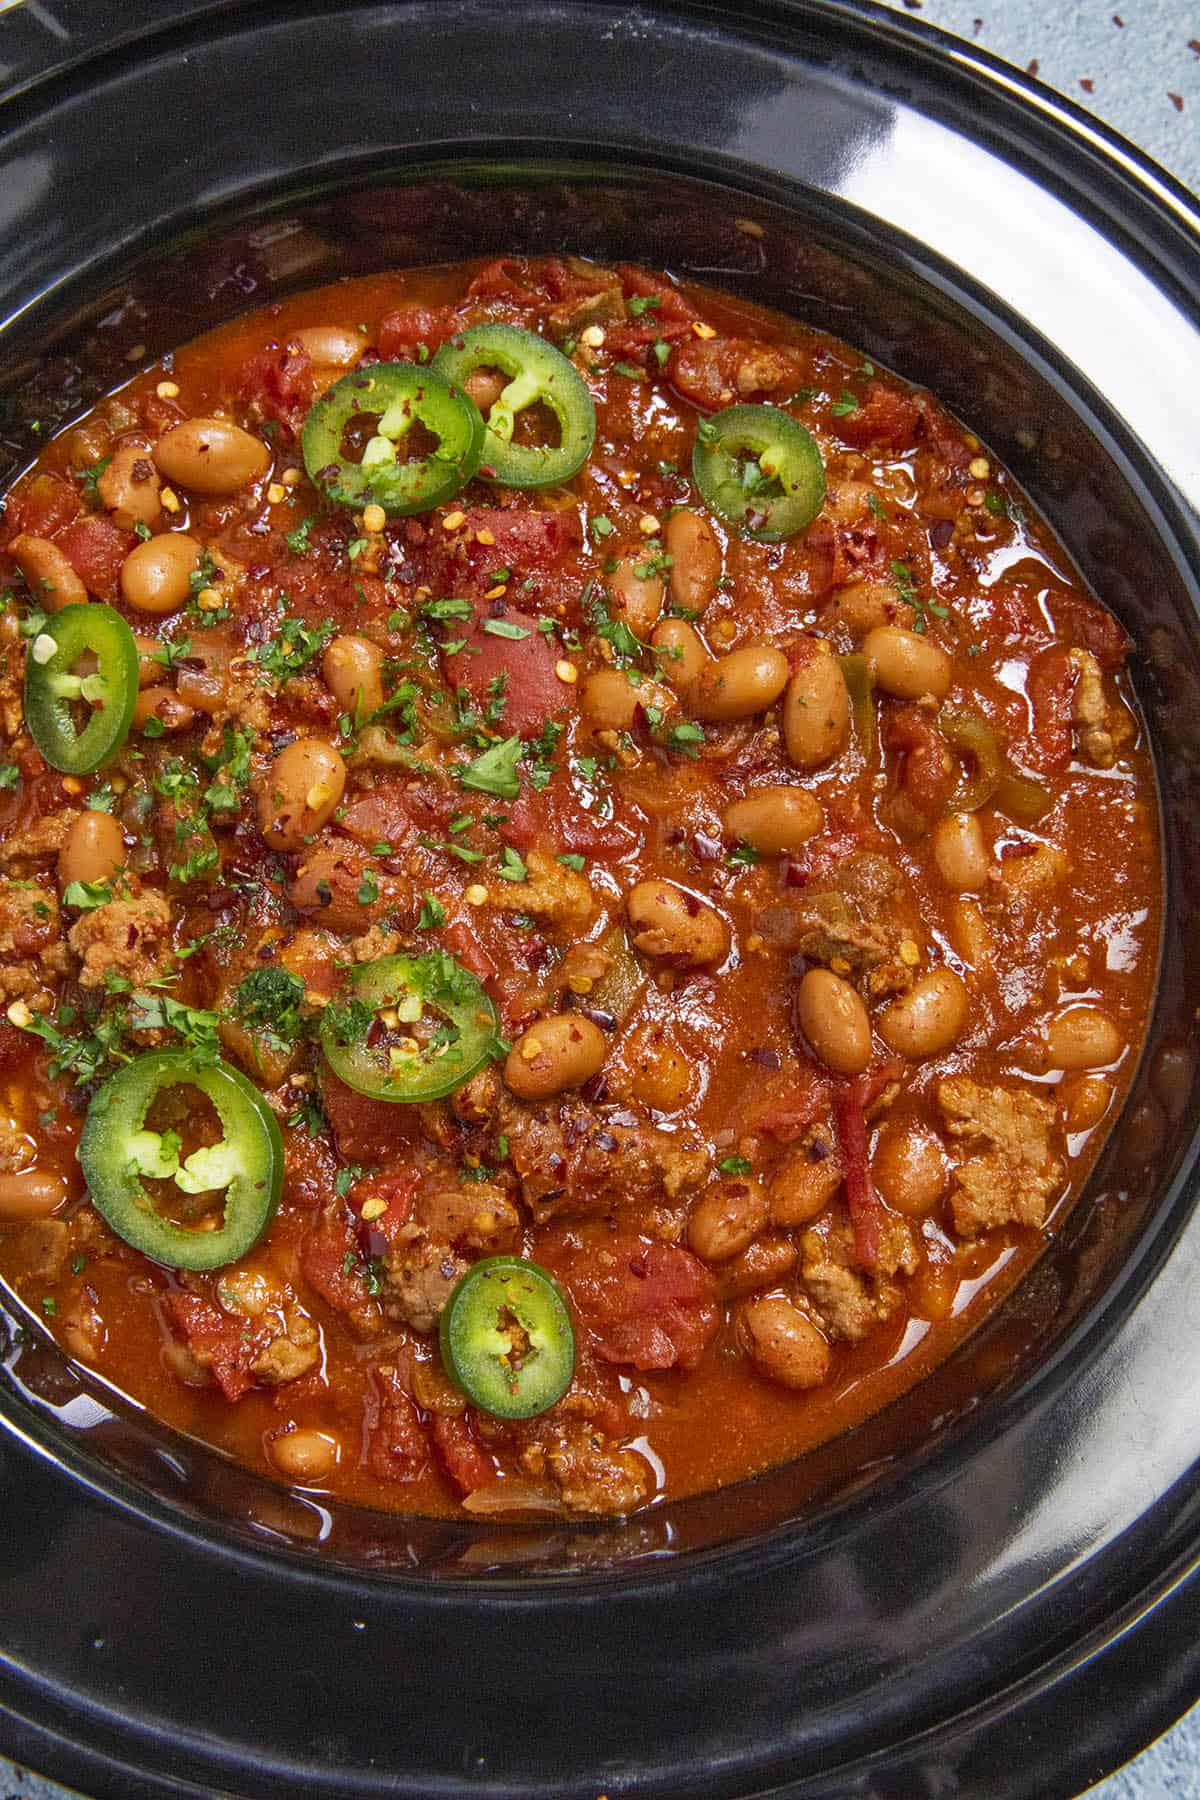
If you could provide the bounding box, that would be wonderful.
[0,4,1197,1797]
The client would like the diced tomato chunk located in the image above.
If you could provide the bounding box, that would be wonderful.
[238,344,315,438]
[668,336,805,411]
[362,1365,429,1482]
[828,382,921,451]
[299,1203,381,1337]
[1053,591,1131,671]
[378,305,461,359]
[549,1236,719,1371]
[836,1082,881,1269]
[56,517,134,601]
[429,505,581,598]
[431,1413,497,1494]
[441,917,497,984]
[504,765,627,857]
[441,597,571,738]
[163,1291,256,1402]
[884,705,956,820]
[320,1071,426,1166]
[346,1168,416,1251]
[5,474,79,541]
[1026,646,1077,775]
[337,783,419,849]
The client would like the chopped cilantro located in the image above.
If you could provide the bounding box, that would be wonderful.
[719,1155,753,1176]
[460,734,522,800]
[628,294,661,318]
[612,361,643,379]
[252,614,335,681]
[285,516,315,555]
[76,455,112,501]
[0,764,19,790]
[233,967,306,1048]
[557,853,585,872]
[481,619,530,641]
[496,846,527,883]
[889,560,949,635]
[129,992,220,1058]
[830,390,860,417]
[418,892,447,930]
[63,879,113,910]
[356,871,380,906]
[665,721,705,757]
[727,845,759,867]
[589,516,615,541]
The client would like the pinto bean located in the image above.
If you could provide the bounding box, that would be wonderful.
[292,325,363,368]
[504,1014,608,1101]
[582,667,673,733]
[175,639,234,714]
[687,1178,769,1262]
[8,534,88,611]
[626,879,728,968]
[737,1297,832,1389]
[153,417,270,495]
[878,968,969,1060]
[96,441,161,529]
[651,618,710,691]
[768,1138,842,1226]
[948,896,991,970]
[723,785,823,853]
[719,1235,799,1300]
[665,508,722,613]
[259,738,346,851]
[464,368,507,412]
[782,646,849,769]
[59,810,126,889]
[133,634,164,688]
[270,1428,340,1482]
[133,686,195,734]
[932,812,989,892]
[690,645,789,722]
[608,553,664,638]
[120,531,202,615]
[1061,1074,1113,1133]
[322,635,385,718]
[1045,1006,1123,1071]
[0,1168,67,1220]
[865,625,952,700]
[873,1123,948,1216]
[796,969,872,1075]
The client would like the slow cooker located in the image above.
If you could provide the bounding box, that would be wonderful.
[0,4,1197,1796]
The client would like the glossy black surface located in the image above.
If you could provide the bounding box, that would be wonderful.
[0,4,1197,1797]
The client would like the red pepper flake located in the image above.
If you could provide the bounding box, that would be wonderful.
[1168,92,1185,112]
[1079,77,1095,94]
[973,17,984,36]
[1027,57,1040,75]
[1189,38,1200,56]
[1112,12,1124,24]
[901,0,921,9]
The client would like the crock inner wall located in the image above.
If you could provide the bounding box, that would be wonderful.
[0,163,1196,1577]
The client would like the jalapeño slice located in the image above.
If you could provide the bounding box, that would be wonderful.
[319,950,501,1103]
[302,361,485,516]
[79,1049,283,1272]
[432,323,595,488]
[440,1257,575,1420]
[692,403,825,540]
[24,603,139,775]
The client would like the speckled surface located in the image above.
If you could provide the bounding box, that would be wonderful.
[0,2,1195,1797]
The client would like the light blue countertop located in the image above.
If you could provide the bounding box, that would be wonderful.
[0,2,1196,1798]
